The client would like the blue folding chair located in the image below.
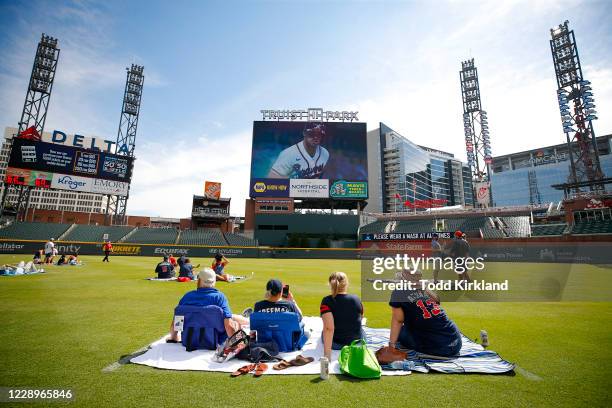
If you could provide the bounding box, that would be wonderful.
[249,312,308,352]
[174,305,227,351]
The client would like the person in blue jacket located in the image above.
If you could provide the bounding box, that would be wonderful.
[167,268,248,342]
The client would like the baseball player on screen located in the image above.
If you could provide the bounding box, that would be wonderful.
[268,123,330,179]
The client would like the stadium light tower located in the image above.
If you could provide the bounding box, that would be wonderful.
[106,64,144,225]
[528,170,542,205]
[0,34,60,220]
[460,58,492,207]
[550,20,604,193]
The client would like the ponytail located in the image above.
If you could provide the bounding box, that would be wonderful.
[329,271,348,298]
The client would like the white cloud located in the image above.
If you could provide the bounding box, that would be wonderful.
[127,129,252,218]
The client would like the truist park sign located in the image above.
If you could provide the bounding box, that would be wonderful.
[261,108,359,122]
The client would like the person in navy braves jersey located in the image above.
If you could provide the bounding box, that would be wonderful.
[253,279,303,319]
[155,255,175,279]
[388,269,462,357]
[268,123,330,179]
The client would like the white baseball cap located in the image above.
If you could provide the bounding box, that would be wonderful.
[198,268,216,285]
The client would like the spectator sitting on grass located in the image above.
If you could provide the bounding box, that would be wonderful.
[178,258,200,280]
[56,254,67,266]
[168,254,178,269]
[177,254,186,268]
[68,254,80,265]
[168,268,248,342]
[155,255,175,279]
[33,249,43,264]
[388,269,462,357]
[211,253,230,282]
[320,272,364,360]
[253,279,302,320]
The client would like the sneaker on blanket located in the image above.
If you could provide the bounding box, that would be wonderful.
[224,341,247,356]
[214,329,249,363]
[214,342,244,363]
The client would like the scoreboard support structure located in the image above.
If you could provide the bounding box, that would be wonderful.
[459,58,493,207]
[550,21,604,193]
[0,34,60,221]
[106,64,144,225]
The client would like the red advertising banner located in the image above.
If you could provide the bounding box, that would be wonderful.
[4,167,52,188]
[404,198,447,208]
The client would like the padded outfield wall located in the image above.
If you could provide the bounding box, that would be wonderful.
[0,240,357,259]
[0,240,259,258]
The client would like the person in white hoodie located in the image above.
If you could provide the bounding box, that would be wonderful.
[44,238,55,265]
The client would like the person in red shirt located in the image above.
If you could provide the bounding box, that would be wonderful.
[102,240,113,262]
[211,253,230,282]
[168,254,178,269]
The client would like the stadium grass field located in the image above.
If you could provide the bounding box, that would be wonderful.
[0,254,610,407]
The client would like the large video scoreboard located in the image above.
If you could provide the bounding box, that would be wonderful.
[249,121,368,200]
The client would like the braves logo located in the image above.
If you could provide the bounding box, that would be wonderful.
[291,163,324,179]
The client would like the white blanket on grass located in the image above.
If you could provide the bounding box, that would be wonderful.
[130,316,409,375]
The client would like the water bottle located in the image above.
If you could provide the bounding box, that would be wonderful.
[319,357,329,380]
[480,330,489,347]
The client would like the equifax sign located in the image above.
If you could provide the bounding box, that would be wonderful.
[41,130,130,155]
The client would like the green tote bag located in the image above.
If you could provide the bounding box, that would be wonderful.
[338,339,381,379]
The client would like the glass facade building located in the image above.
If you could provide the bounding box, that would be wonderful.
[490,134,612,206]
[366,123,474,213]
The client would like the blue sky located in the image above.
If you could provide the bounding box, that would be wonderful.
[1,0,611,217]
